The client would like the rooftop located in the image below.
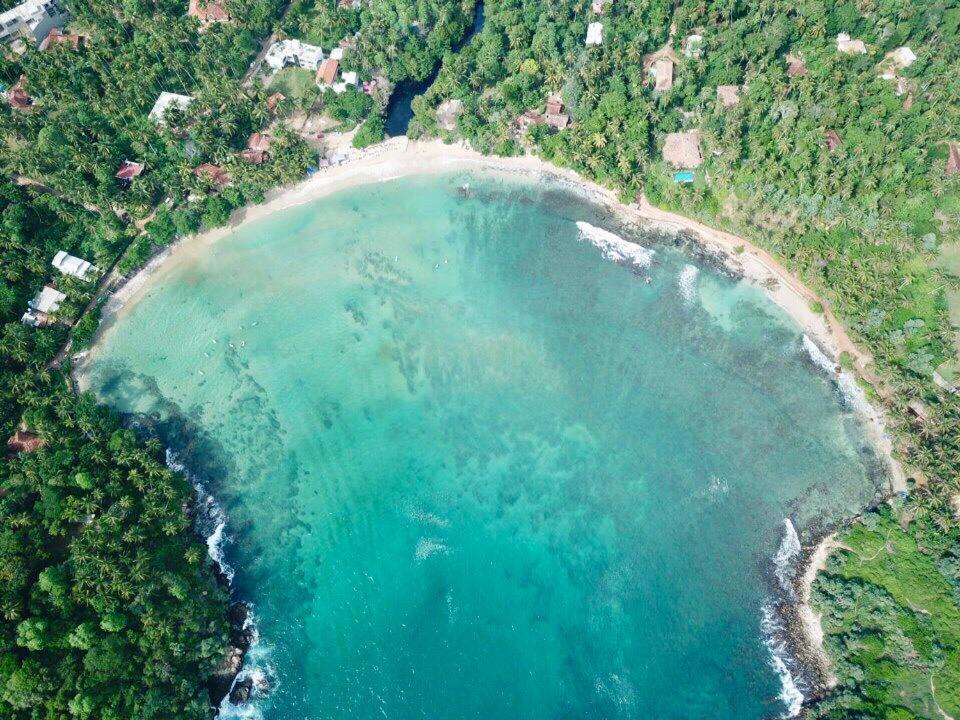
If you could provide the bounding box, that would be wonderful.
[29,285,66,314]
[188,0,231,24]
[149,92,193,124]
[115,160,145,180]
[662,131,703,168]
[38,27,82,50]
[836,33,867,55]
[585,22,603,46]
[52,250,97,280]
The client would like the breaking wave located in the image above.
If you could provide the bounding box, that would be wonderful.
[801,335,874,419]
[773,518,801,597]
[761,605,806,718]
[165,450,274,719]
[576,221,654,269]
[678,264,699,304]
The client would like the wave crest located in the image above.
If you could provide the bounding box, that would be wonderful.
[576,221,654,269]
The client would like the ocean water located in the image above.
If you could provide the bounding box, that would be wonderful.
[80,173,885,720]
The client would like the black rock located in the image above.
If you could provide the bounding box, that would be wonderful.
[229,677,253,705]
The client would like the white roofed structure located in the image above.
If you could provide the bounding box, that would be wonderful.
[149,92,193,124]
[265,39,324,71]
[52,251,98,280]
[0,0,69,48]
[836,33,867,54]
[585,22,603,46]
[29,286,66,313]
[887,46,916,68]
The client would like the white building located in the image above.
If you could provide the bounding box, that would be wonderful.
[22,285,66,326]
[149,92,193,124]
[836,33,867,55]
[683,34,703,57]
[585,22,603,46]
[52,250,98,281]
[0,0,69,48]
[886,46,916,68]
[264,39,324,72]
[332,70,358,94]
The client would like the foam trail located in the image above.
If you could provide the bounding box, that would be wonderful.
[167,449,234,582]
[678,264,699,304]
[761,605,805,718]
[165,450,274,717]
[576,221,654,269]
[772,518,801,596]
[801,336,874,419]
[219,611,277,720]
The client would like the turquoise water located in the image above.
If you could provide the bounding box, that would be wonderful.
[81,174,884,719]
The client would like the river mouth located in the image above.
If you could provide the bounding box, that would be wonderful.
[79,172,884,719]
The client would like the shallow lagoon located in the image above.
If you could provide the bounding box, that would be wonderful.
[81,173,884,719]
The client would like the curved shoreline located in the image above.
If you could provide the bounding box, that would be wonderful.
[76,136,906,715]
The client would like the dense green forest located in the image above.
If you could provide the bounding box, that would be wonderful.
[0,0,312,717]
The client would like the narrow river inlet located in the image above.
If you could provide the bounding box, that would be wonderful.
[79,173,884,720]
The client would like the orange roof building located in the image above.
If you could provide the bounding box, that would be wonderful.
[316,58,339,87]
[6,75,32,110]
[188,0,232,24]
[241,133,271,164]
[823,130,842,153]
[266,92,286,113]
[39,28,83,51]
[7,431,45,456]
[194,163,232,188]
[115,160,145,181]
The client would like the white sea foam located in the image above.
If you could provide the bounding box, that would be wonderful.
[594,672,636,710]
[801,335,875,419]
[415,537,449,560]
[773,518,801,596]
[410,509,450,528]
[761,605,805,718]
[678,264,699,304]
[219,613,277,720]
[576,221,654,269]
[165,450,275,718]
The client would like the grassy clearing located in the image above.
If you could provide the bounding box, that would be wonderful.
[811,505,960,719]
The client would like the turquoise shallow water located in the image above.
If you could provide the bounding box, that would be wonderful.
[81,173,884,720]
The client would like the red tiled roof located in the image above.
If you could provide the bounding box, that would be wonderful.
[947,143,960,177]
[115,160,145,180]
[247,133,271,152]
[786,55,807,77]
[39,28,83,51]
[7,431,45,455]
[241,149,267,164]
[266,92,286,112]
[823,129,842,152]
[7,75,32,110]
[545,96,564,116]
[194,163,232,187]
[317,59,339,86]
[188,0,231,23]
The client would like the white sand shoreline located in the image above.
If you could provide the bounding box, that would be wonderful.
[83,137,907,675]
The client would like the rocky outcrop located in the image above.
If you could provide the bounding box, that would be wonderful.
[229,677,253,705]
[208,602,254,710]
